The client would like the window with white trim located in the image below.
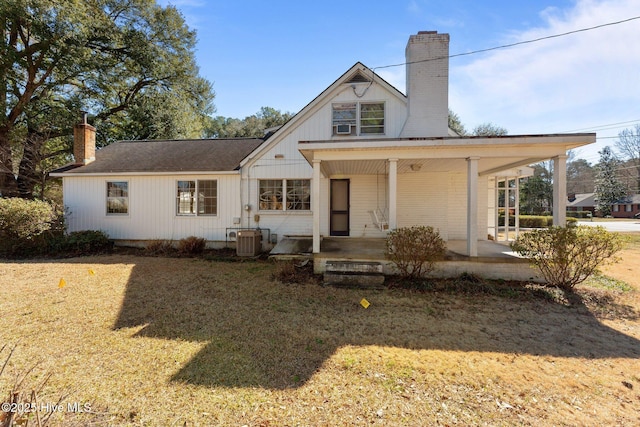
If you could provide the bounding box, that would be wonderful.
[106,181,128,215]
[259,179,310,211]
[177,180,217,215]
[332,102,384,136]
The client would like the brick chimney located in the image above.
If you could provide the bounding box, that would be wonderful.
[400,31,450,138]
[73,111,96,165]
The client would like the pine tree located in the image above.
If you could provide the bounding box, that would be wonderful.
[594,146,627,216]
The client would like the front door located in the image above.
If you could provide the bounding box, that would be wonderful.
[330,179,350,236]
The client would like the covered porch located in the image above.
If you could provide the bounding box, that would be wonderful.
[299,134,596,258]
[271,236,540,281]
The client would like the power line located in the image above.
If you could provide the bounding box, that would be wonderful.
[373,16,640,71]
[597,133,640,140]
[562,119,640,133]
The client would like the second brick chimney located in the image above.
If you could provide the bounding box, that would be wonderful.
[73,112,96,166]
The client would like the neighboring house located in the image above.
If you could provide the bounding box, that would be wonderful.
[52,31,595,261]
[567,193,596,215]
[567,192,640,218]
[612,194,640,218]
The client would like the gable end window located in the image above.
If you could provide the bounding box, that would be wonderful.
[107,181,128,215]
[177,180,217,215]
[332,102,384,136]
[259,179,310,211]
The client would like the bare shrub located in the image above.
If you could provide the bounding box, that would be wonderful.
[510,225,627,290]
[177,236,207,255]
[271,259,315,284]
[0,344,60,427]
[145,239,174,256]
[386,226,446,279]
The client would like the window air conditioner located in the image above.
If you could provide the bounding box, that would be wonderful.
[335,124,352,134]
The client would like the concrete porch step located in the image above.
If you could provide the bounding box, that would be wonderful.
[324,260,385,289]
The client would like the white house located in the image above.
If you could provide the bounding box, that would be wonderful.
[52,31,595,274]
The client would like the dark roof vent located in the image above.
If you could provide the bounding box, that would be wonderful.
[346,71,371,84]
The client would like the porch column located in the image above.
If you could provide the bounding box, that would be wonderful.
[312,159,321,253]
[388,158,398,230]
[553,154,567,226]
[467,157,479,257]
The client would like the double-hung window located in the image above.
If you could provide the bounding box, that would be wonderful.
[332,102,384,136]
[106,181,128,215]
[259,179,310,211]
[177,180,217,215]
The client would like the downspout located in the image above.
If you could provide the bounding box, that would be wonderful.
[241,159,253,229]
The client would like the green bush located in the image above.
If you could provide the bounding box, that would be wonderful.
[566,211,592,219]
[177,236,207,255]
[518,215,578,228]
[50,230,112,255]
[519,215,548,228]
[0,197,55,239]
[386,226,446,279]
[510,226,627,290]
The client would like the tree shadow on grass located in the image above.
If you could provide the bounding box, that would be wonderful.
[112,259,640,390]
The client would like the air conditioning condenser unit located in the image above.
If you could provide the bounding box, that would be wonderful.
[236,230,262,256]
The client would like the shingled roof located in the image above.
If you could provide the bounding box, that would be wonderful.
[55,138,264,174]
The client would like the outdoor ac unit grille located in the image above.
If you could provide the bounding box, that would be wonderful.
[236,230,262,256]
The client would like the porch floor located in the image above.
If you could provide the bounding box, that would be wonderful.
[270,237,523,261]
[270,236,538,281]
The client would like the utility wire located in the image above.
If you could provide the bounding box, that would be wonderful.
[373,16,640,71]
[562,119,640,133]
[597,134,640,140]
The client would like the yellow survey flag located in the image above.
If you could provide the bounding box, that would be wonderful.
[58,278,66,288]
[360,298,370,309]
[88,269,95,276]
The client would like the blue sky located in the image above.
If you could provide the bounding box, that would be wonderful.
[160,0,640,163]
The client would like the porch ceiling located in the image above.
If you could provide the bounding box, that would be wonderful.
[299,133,596,177]
[318,157,543,177]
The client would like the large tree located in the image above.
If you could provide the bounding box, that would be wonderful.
[614,124,640,193]
[520,163,553,215]
[205,107,294,139]
[1,0,214,198]
[566,157,595,194]
[471,122,508,136]
[594,146,627,216]
[447,110,508,136]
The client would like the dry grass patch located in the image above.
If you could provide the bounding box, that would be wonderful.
[1,254,639,426]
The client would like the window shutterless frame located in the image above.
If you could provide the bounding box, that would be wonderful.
[176,180,218,216]
[332,102,385,136]
[259,179,311,211]
[106,181,129,215]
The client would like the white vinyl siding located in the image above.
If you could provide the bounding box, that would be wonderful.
[346,175,388,238]
[398,172,449,240]
[63,174,237,242]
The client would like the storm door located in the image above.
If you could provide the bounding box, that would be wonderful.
[330,179,350,236]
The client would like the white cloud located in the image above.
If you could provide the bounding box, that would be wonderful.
[449,0,640,159]
[377,67,406,95]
